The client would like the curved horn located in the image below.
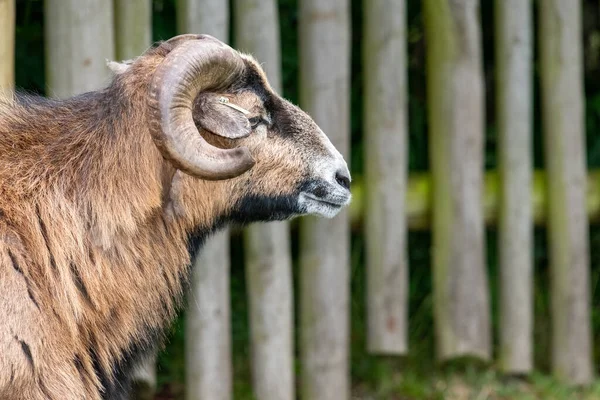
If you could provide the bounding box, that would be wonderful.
[148,34,255,180]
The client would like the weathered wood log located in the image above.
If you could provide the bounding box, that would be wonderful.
[0,0,15,91]
[299,0,351,399]
[243,223,294,400]
[363,0,408,355]
[185,230,232,400]
[44,0,114,97]
[114,0,152,61]
[539,0,594,385]
[177,0,228,42]
[495,0,534,374]
[423,0,491,361]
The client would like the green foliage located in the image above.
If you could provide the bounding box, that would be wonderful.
[15,0,44,94]
[152,0,177,41]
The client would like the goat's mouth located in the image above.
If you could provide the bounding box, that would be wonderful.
[298,191,351,218]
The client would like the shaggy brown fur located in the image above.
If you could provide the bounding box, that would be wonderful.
[0,39,340,399]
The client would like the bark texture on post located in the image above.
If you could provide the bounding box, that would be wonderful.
[177,1,233,398]
[44,0,115,97]
[243,223,294,400]
[495,0,534,375]
[0,0,15,91]
[177,0,229,41]
[539,0,594,385]
[234,1,295,399]
[423,0,491,361]
[185,231,232,400]
[114,0,152,60]
[363,0,408,355]
[299,0,351,399]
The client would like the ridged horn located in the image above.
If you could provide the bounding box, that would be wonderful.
[148,34,255,180]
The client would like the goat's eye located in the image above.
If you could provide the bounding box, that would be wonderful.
[249,116,267,129]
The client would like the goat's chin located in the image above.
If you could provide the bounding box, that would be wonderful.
[297,192,349,219]
[229,193,302,224]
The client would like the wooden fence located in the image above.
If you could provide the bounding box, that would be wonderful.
[1,0,598,398]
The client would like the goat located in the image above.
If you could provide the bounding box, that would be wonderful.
[0,34,351,400]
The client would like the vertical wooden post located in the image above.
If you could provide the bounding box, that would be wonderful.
[177,0,229,41]
[44,0,115,97]
[495,0,533,375]
[243,223,294,400]
[0,0,15,91]
[299,0,351,399]
[185,231,232,400]
[114,0,152,61]
[234,1,295,399]
[423,0,491,361]
[363,0,409,354]
[176,2,233,398]
[539,0,593,384]
[113,1,156,397]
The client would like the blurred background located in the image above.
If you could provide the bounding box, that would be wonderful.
[2,0,600,399]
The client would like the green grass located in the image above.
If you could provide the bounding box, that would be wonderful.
[351,367,600,400]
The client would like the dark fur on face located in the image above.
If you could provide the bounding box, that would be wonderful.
[0,38,348,400]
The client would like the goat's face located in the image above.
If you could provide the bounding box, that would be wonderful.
[197,71,351,222]
[140,34,351,223]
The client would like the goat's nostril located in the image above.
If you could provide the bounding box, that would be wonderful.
[335,170,351,191]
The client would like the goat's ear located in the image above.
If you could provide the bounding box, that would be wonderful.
[106,59,134,75]
[194,93,252,139]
